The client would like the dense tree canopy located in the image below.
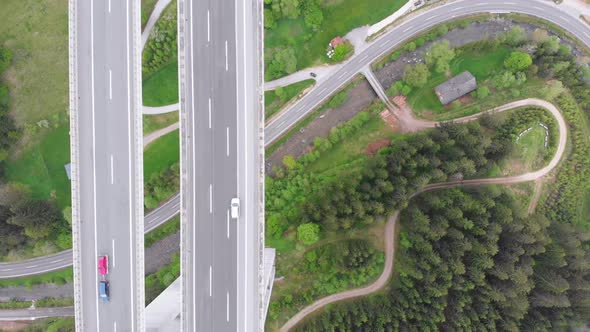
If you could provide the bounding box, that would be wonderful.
[297,188,590,331]
[0,184,70,256]
[297,222,320,245]
[403,62,430,87]
[504,51,533,72]
[425,40,456,73]
[267,47,297,79]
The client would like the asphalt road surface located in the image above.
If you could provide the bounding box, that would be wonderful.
[179,0,239,330]
[264,0,590,144]
[179,0,263,330]
[70,0,144,330]
[0,195,178,279]
[0,307,75,321]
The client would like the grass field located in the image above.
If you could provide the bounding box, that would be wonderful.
[4,117,181,211]
[0,0,68,126]
[143,112,179,134]
[265,79,315,120]
[476,109,554,179]
[142,60,179,107]
[0,268,72,289]
[145,253,180,305]
[143,129,180,182]
[5,124,71,209]
[511,126,548,171]
[582,189,590,226]
[306,114,400,175]
[145,214,180,248]
[407,47,512,118]
[142,0,159,28]
[265,0,406,76]
[0,298,74,309]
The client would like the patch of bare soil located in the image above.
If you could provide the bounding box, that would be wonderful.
[379,110,396,129]
[364,138,391,156]
[458,95,474,104]
[528,179,544,215]
[0,321,33,331]
[267,80,377,171]
[391,95,406,108]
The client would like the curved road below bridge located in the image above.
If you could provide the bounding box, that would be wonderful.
[279,98,568,331]
[0,194,179,279]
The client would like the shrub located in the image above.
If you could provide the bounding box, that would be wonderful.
[504,51,533,72]
[297,223,320,245]
[331,41,354,63]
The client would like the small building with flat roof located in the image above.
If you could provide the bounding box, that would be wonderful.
[434,71,477,105]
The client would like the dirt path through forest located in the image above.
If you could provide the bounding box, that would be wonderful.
[280,98,567,331]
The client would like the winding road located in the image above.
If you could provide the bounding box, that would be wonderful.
[279,98,568,331]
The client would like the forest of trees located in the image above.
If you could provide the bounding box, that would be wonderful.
[296,188,590,331]
[287,21,590,331]
[267,120,513,237]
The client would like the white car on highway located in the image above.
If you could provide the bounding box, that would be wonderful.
[230,198,240,219]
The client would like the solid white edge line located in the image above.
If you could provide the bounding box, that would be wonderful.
[233,0,240,326]
[225,40,228,71]
[208,98,212,129]
[226,127,230,156]
[189,1,197,327]
[209,265,212,297]
[111,239,115,267]
[209,184,213,213]
[125,0,136,330]
[241,0,248,329]
[110,155,114,184]
[90,0,100,330]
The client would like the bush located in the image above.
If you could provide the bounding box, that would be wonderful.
[144,162,180,209]
[142,3,177,77]
[0,47,11,74]
[297,223,320,245]
[504,51,533,72]
[476,86,490,99]
[267,47,298,80]
[327,90,348,108]
[403,63,430,88]
[386,81,412,97]
[331,41,354,63]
